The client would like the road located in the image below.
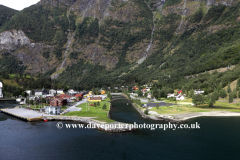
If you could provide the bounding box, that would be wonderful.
[65,98,87,112]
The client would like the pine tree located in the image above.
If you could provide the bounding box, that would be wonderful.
[232,89,237,99]
[229,93,233,103]
[236,84,239,91]
[208,94,216,107]
[190,89,194,98]
[102,103,107,110]
[97,101,100,107]
[213,89,219,101]
[227,83,232,93]
[237,78,240,86]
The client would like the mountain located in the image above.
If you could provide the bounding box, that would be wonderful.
[0,0,240,91]
[0,5,18,27]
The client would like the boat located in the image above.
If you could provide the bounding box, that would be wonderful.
[44,119,48,122]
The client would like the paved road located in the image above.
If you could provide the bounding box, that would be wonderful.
[65,99,87,112]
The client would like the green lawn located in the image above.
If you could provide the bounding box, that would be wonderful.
[64,98,114,122]
[150,102,240,115]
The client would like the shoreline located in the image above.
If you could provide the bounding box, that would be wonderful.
[117,93,240,123]
[1,106,136,133]
[171,111,240,121]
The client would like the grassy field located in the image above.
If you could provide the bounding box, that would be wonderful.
[150,100,240,115]
[64,98,114,122]
[2,79,20,87]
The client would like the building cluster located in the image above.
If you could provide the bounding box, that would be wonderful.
[167,90,186,101]
[22,88,88,114]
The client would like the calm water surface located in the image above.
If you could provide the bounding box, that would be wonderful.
[1,98,240,160]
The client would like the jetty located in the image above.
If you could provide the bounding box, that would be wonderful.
[1,108,48,121]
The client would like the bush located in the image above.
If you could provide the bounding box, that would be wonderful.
[144,108,149,115]
[219,89,227,98]
[102,103,107,110]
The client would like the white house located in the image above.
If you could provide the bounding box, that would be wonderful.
[44,106,61,115]
[0,82,3,98]
[176,95,185,101]
[49,89,57,96]
[194,89,204,95]
[68,89,78,95]
[35,90,43,96]
[57,89,64,95]
[167,94,175,98]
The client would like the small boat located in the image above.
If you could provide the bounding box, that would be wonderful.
[44,119,48,122]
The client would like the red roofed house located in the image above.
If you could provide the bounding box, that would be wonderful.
[50,97,67,106]
[59,94,72,98]
[75,93,83,101]
[177,90,182,94]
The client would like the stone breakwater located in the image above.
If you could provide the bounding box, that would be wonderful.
[43,116,136,133]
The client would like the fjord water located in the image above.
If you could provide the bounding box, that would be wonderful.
[1,98,240,160]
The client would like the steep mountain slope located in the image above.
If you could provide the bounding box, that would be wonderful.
[0,5,18,27]
[1,0,240,91]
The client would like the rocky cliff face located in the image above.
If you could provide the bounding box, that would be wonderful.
[0,30,30,51]
[0,30,57,73]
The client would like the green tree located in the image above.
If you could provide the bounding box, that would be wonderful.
[227,83,231,93]
[102,103,107,110]
[218,82,223,91]
[94,102,97,107]
[236,84,239,91]
[138,89,143,97]
[156,104,159,109]
[219,89,227,98]
[232,89,237,99]
[190,89,194,98]
[229,93,233,103]
[212,89,219,101]
[208,94,216,107]
[144,108,149,115]
[14,74,20,83]
[192,94,205,105]
[144,92,148,98]
[97,101,100,107]
[63,86,68,93]
[237,78,240,86]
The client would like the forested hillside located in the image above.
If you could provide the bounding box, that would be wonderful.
[0,5,18,27]
[1,0,240,91]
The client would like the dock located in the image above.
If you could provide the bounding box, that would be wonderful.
[1,108,49,122]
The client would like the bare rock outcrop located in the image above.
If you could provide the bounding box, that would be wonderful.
[0,30,30,52]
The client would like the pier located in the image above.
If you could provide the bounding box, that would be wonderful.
[1,108,50,122]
